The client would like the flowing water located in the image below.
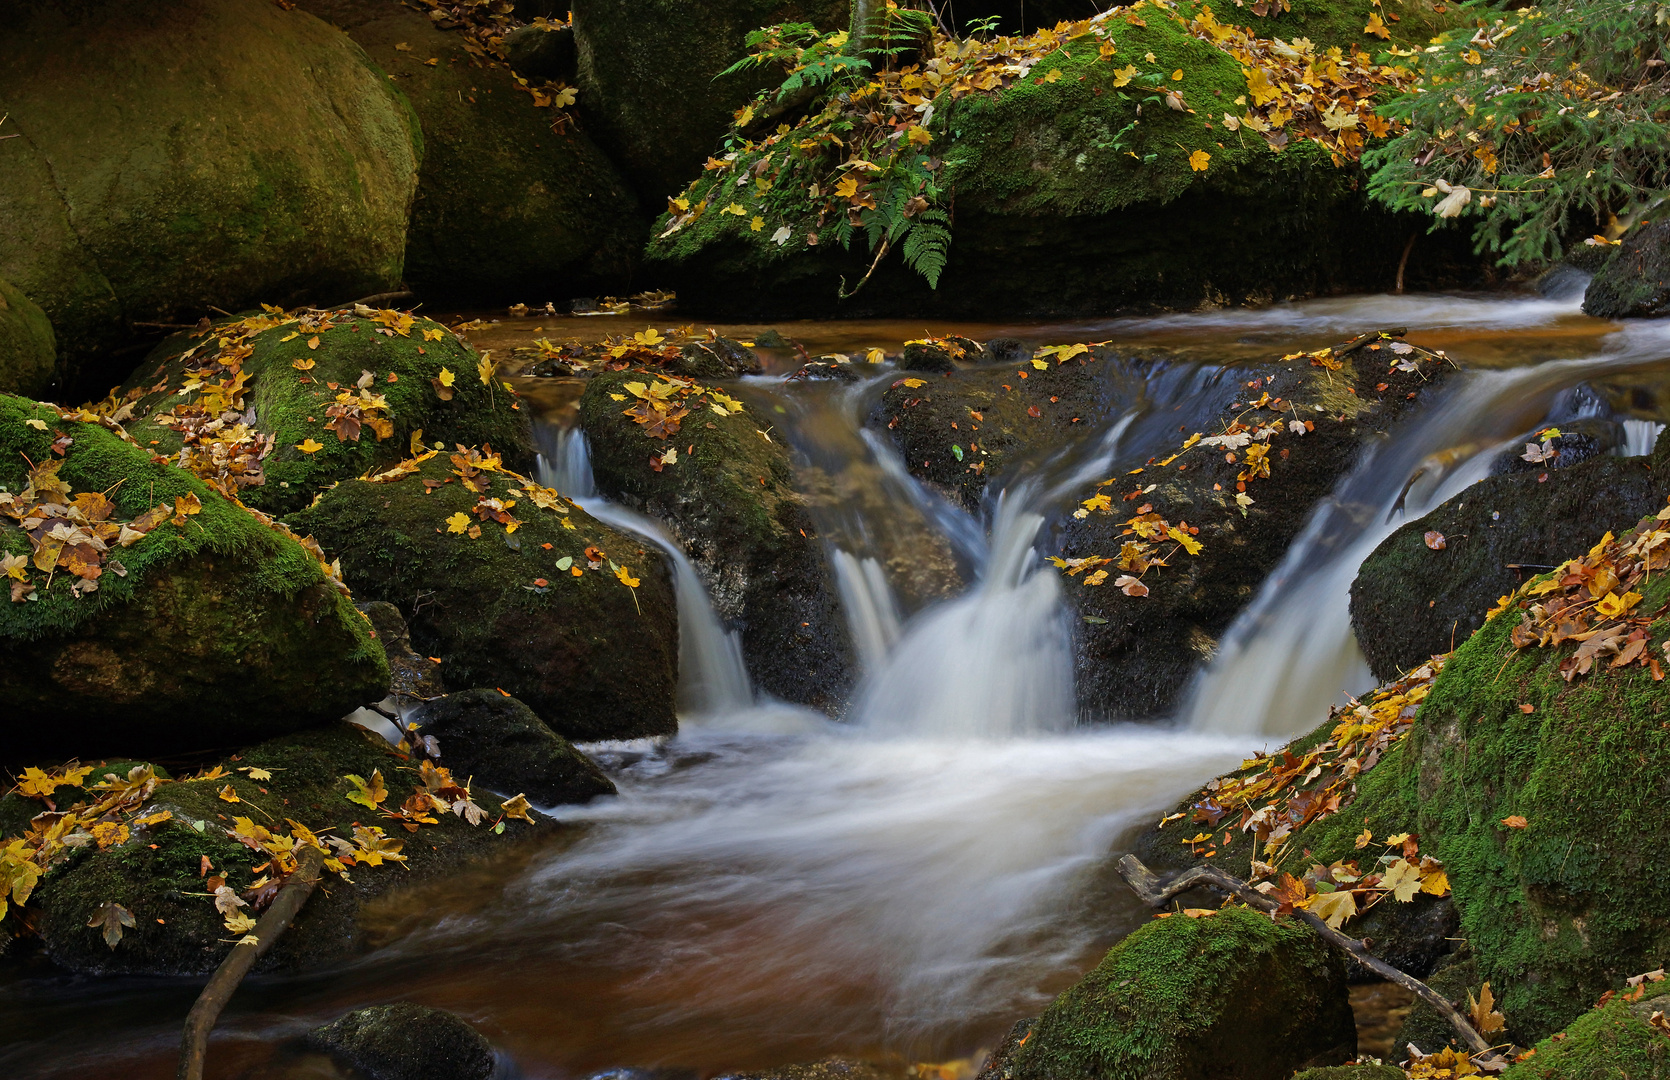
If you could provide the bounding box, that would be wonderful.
[10,290,1670,1079]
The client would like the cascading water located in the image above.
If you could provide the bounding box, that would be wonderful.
[830,549,904,673]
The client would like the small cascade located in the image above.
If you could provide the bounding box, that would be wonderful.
[1624,419,1666,457]
[853,486,1076,737]
[537,425,752,718]
[831,549,904,673]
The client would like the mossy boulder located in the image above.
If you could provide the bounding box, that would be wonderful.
[288,450,679,742]
[410,688,617,805]
[571,0,848,202]
[1583,220,1670,319]
[1292,1069,1407,1080]
[307,1003,496,1080]
[1350,437,1670,682]
[117,310,532,515]
[878,336,1449,719]
[0,277,54,398]
[647,9,1479,319]
[293,1,647,303]
[0,0,420,398]
[0,394,388,761]
[579,369,853,710]
[23,722,551,976]
[990,907,1356,1080]
[1500,989,1670,1079]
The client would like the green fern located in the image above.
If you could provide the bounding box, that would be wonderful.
[902,209,952,289]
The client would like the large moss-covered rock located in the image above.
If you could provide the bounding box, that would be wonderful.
[294,1,647,302]
[879,336,1449,719]
[289,449,679,741]
[0,394,388,761]
[307,1003,496,1080]
[1500,989,1670,1079]
[0,0,420,398]
[1583,220,1670,319]
[647,8,1477,319]
[1350,438,1670,682]
[579,369,853,710]
[115,308,532,515]
[987,907,1355,1080]
[571,0,848,202]
[22,723,550,976]
[0,277,54,398]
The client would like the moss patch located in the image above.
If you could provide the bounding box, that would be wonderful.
[579,369,852,709]
[23,723,553,976]
[0,394,387,759]
[1501,989,1670,1079]
[0,277,54,398]
[288,449,678,741]
[1006,906,1356,1079]
[118,311,532,515]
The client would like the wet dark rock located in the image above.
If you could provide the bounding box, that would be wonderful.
[670,337,763,379]
[411,688,616,805]
[1488,419,1620,476]
[1583,221,1670,319]
[789,361,862,382]
[503,22,576,82]
[289,450,679,743]
[358,600,447,708]
[716,1060,892,1080]
[0,0,420,398]
[580,369,853,711]
[1293,1067,1408,1080]
[981,338,1031,367]
[1350,434,1670,681]
[975,1018,1036,1080]
[987,906,1355,1080]
[26,723,552,976]
[307,1003,495,1080]
[1390,952,1477,1060]
[878,336,1453,720]
[899,341,958,373]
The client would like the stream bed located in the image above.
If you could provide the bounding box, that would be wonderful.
[6,287,1670,1079]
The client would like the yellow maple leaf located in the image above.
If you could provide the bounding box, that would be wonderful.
[834,175,861,199]
[750,216,765,232]
[1381,858,1423,902]
[907,125,933,145]
[477,351,497,386]
[1363,11,1391,38]
[292,358,316,371]
[1189,149,1211,172]
[1301,887,1357,929]
[900,377,927,388]
[501,793,535,823]
[1111,64,1138,86]
[615,564,641,588]
[296,438,325,454]
[1044,68,1062,83]
[446,511,471,534]
[437,367,456,388]
[1595,590,1643,619]
[1167,526,1204,555]
[723,202,747,216]
[217,784,241,804]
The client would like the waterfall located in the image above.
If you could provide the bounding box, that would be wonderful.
[1624,419,1665,458]
[852,486,1077,738]
[538,426,753,718]
[831,549,904,673]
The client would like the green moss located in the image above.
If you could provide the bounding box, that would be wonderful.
[1007,906,1356,1079]
[579,369,852,708]
[120,314,531,515]
[0,393,387,756]
[1502,990,1670,1079]
[30,723,551,975]
[1173,0,1461,51]
[1405,563,1670,1042]
[1293,1068,1407,1080]
[288,450,678,741]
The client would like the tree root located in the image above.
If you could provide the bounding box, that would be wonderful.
[177,845,326,1080]
[1116,854,1509,1068]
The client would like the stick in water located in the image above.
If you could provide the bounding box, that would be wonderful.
[177,844,327,1080]
[1115,854,1503,1064]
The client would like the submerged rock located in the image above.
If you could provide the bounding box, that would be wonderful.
[0,0,420,397]
[307,1003,496,1080]
[670,337,764,380]
[580,368,852,710]
[0,277,54,398]
[0,394,388,760]
[358,600,447,709]
[1583,221,1670,319]
[983,907,1355,1080]
[290,447,678,742]
[24,722,550,976]
[1350,433,1670,682]
[411,688,616,806]
[879,334,1452,719]
[293,1,647,303]
[115,308,533,515]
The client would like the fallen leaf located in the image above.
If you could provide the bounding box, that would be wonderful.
[1501,815,1528,829]
[88,901,136,949]
[1424,530,1446,550]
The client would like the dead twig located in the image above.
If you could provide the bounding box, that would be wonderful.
[177,845,326,1080]
[1115,854,1505,1065]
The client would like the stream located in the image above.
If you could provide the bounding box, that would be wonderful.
[7,287,1670,1079]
